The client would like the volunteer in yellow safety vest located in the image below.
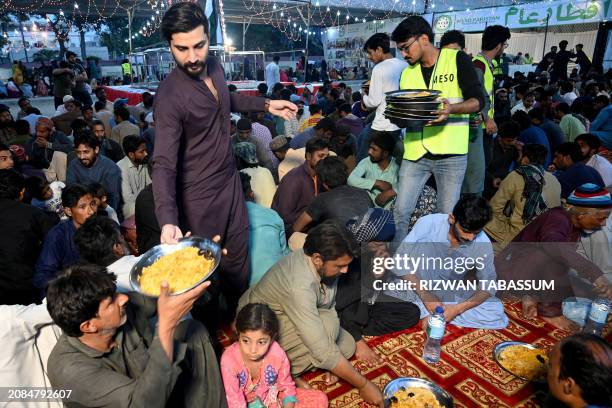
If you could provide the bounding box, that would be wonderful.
[390,16,484,240]
[461,25,511,196]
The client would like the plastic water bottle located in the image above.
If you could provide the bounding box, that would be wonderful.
[423,306,446,364]
[582,299,610,336]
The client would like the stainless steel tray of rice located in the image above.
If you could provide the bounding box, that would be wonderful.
[129,237,221,297]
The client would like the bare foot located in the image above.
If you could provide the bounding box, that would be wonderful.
[521,296,538,320]
[541,315,579,332]
[324,372,339,385]
[355,340,383,365]
[293,376,312,389]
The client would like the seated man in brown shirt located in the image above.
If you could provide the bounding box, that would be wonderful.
[46,216,227,407]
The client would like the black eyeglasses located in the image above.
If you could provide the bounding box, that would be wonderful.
[397,38,418,53]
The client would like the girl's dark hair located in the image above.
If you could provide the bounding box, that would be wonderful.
[235,303,279,340]
[161,2,209,43]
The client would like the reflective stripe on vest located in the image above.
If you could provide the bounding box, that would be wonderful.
[399,48,468,160]
[473,53,494,127]
[121,63,131,76]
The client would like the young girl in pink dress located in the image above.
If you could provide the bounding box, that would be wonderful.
[221,303,328,408]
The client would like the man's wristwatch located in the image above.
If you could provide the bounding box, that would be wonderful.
[264,98,271,113]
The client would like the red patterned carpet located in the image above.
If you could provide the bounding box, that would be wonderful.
[218,301,611,407]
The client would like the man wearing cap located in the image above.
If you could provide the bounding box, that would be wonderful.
[26,117,72,182]
[496,183,612,331]
[53,95,76,118]
[232,119,274,171]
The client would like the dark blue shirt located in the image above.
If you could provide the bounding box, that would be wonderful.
[555,162,605,199]
[289,127,316,149]
[34,220,80,289]
[537,119,565,155]
[519,125,551,166]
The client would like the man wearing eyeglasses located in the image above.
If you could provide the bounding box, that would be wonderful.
[391,16,484,241]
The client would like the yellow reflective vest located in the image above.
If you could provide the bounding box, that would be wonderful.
[399,48,468,160]
[473,53,494,127]
[121,62,132,76]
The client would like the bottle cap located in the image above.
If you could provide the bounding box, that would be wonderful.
[435,306,444,314]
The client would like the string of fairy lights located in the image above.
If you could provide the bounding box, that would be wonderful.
[2,0,554,49]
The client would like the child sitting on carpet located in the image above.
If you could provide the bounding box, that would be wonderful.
[221,303,328,408]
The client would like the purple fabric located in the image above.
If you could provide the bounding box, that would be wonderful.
[152,57,265,293]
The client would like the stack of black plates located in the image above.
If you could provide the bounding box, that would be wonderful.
[384,89,441,127]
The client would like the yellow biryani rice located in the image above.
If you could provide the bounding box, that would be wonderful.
[139,247,214,295]
[498,345,548,380]
[390,387,442,408]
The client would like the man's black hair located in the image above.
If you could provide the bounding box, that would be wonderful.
[61,184,91,208]
[528,107,545,122]
[303,219,358,261]
[70,118,89,133]
[14,119,30,135]
[46,264,117,337]
[280,88,292,101]
[25,106,41,115]
[122,135,146,155]
[314,117,336,133]
[0,169,24,200]
[511,110,532,131]
[88,182,108,200]
[559,40,568,50]
[452,196,492,231]
[315,156,347,190]
[339,103,352,114]
[556,102,571,115]
[273,55,280,63]
[558,334,612,407]
[94,101,106,112]
[113,106,131,121]
[74,129,100,150]
[352,91,362,102]
[481,25,511,51]
[17,96,29,107]
[575,133,602,151]
[521,143,548,166]
[391,15,434,43]
[555,142,583,163]
[272,83,285,94]
[91,120,106,132]
[305,137,330,155]
[81,105,93,114]
[75,216,123,267]
[594,94,610,106]
[440,30,465,49]
[370,131,396,154]
[228,84,237,92]
[25,176,47,201]
[257,83,268,94]
[161,2,209,43]
[65,51,77,59]
[363,33,391,53]
[309,104,322,115]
